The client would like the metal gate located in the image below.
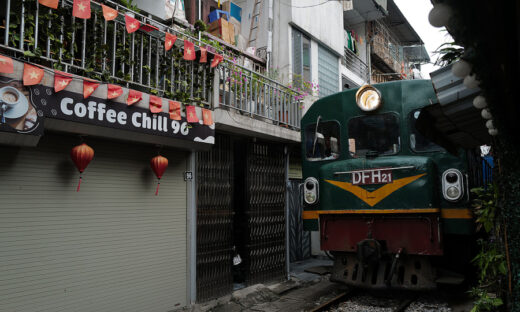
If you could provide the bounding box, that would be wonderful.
[244,142,287,284]
[288,180,311,262]
[196,136,234,301]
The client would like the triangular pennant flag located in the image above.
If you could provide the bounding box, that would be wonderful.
[0,55,14,74]
[183,40,196,61]
[202,108,213,125]
[140,24,159,32]
[149,95,162,113]
[23,64,44,86]
[38,0,59,9]
[165,33,177,51]
[186,105,199,123]
[102,4,118,21]
[127,89,142,105]
[54,71,72,92]
[169,100,181,120]
[72,0,91,19]
[125,15,140,33]
[210,53,223,68]
[107,84,123,99]
[199,47,207,63]
[83,80,100,98]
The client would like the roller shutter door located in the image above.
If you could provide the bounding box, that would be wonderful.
[0,134,188,312]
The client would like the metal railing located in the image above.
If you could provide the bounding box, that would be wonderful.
[0,0,303,129]
[217,61,302,130]
[1,0,220,103]
[342,47,369,82]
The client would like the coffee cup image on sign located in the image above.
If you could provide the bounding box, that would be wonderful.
[0,80,38,131]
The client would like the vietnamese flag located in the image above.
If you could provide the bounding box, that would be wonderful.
[127,89,142,105]
[72,0,91,19]
[54,71,72,92]
[125,15,140,33]
[210,53,223,68]
[183,40,196,61]
[23,64,44,86]
[169,101,181,120]
[186,105,199,123]
[165,33,177,51]
[149,95,162,113]
[102,4,118,21]
[202,108,213,125]
[38,0,59,9]
[107,84,123,99]
[199,47,207,63]
[83,80,100,98]
[0,55,14,74]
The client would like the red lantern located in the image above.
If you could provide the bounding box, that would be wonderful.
[151,155,168,195]
[70,143,94,191]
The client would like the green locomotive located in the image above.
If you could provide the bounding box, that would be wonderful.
[301,80,473,289]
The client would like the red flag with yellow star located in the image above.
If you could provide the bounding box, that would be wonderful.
[0,55,14,74]
[83,80,100,99]
[202,108,213,125]
[149,95,162,113]
[165,33,177,51]
[125,15,140,33]
[54,71,72,92]
[186,105,199,123]
[23,64,44,86]
[169,101,181,120]
[38,0,59,9]
[184,40,196,61]
[210,53,223,68]
[199,47,207,63]
[72,0,91,19]
[107,84,123,99]
[102,4,118,21]
[127,89,142,105]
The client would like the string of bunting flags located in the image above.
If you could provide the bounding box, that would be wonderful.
[36,0,224,68]
[1,55,214,126]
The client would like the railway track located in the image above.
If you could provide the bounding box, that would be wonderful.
[309,289,464,312]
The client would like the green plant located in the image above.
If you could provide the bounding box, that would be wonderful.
[433,41,464,67]
[469,185,507,312]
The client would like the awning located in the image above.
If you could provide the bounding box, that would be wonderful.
[383,0,423,46]
[416,62,491,153]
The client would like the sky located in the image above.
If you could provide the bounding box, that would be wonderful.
[394,0,453,78]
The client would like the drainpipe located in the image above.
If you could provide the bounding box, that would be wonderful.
[285,145,290,280]
[267,0,274,72]
[366,22,372,84]
[188,152,197,304]
[198,0,202,41]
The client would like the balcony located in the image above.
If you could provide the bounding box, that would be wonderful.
[342,46,369,83]
[0,0,301,134]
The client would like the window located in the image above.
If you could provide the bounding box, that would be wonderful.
[348,113,400,157]
[409,110,445,152]
[318,44,339,97]
[305,119,341,161]
[292,29,311,87]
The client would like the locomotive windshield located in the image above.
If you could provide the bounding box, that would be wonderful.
[305,120,341,161]
[409,110,445,152]
[347,113,400,157]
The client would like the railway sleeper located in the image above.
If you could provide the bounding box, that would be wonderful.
[330,253,436,290]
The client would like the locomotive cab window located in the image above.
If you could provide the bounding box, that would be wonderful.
[348,113,400,157]
[305,119,341,161]
[409,110,445,153]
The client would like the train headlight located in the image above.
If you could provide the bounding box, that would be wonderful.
[304,177,319,205]
[356,85,382,112]
[442,169,464,201]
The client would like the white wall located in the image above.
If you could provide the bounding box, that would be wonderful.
[290,0,344,55]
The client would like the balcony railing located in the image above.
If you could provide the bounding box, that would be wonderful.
[0,0,302,130]
[217,62,302,129]
[342,47,369,82]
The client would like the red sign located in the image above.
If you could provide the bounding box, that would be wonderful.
[352,169,393,185]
